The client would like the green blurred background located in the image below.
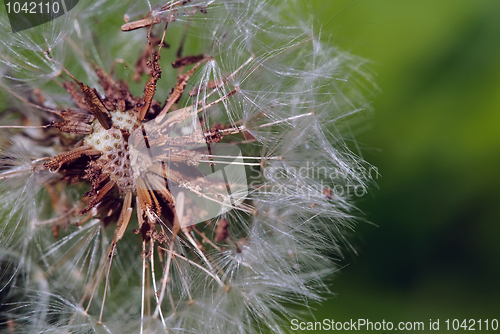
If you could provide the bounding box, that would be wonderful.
[300,0,500,332]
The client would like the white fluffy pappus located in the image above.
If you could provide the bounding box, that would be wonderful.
[0,0,376,333]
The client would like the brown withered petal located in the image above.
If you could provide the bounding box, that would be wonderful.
[53,121,93,134]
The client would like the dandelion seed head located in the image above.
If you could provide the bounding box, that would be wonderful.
[0,0,376,332]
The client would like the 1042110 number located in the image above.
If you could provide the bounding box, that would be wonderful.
[5,2,60,14]
[445,319,499,331]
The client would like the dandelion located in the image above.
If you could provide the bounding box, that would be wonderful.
[0,0,375,333]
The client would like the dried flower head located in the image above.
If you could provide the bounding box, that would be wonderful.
[0,0,375,333]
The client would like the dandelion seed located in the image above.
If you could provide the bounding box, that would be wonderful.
[0,0,376,333]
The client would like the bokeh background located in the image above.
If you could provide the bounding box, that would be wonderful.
[301,0,500,332]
